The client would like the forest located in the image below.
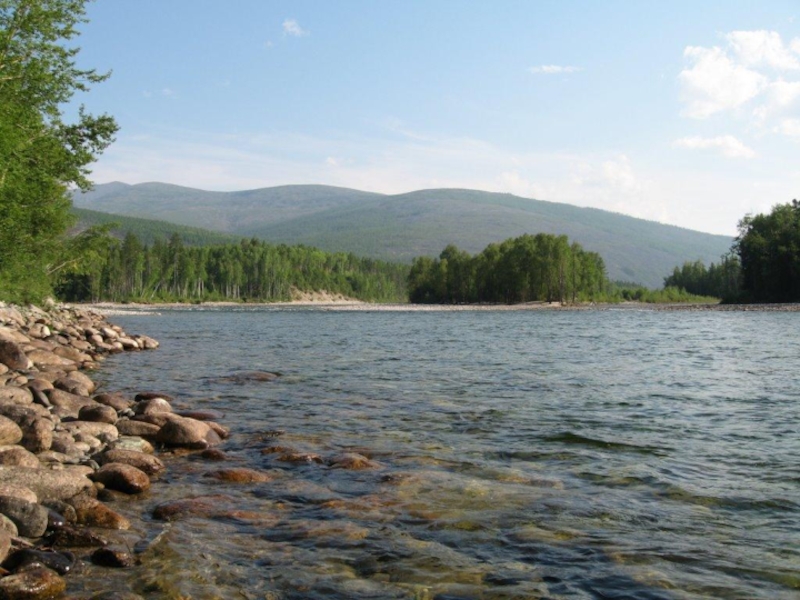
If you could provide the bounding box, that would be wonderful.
[407,234,608,304]
[55,232,409,303]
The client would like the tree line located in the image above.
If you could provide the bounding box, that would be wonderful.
[407,233,608,304]
[55,232,409,303]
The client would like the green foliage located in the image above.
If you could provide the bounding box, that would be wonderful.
[613,284,720,304]
[407,233,608,304]
[0,0,117,303]
[74,183,733,288]
[663,254,741,301]
[55,232,409,303]
[735,200,800,302]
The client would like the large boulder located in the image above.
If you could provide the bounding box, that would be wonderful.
[0,496,49,537]
[0,466,94,502]
[89,463,150,494]
[155,416,221,449]
[26,349,76,369]
[0,446,40,469]
[0,415,22,445]
[0,387,33,406]
[0,339,32,370]
[0,566,66,599]
[95,449,164,475]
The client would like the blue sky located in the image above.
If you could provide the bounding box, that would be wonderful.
[72,1,799,236]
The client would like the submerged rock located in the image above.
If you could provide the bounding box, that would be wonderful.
[89,463,151,495]
[203,468,274,483]
[152,495,232,521]
[91,547,136,568]
[155,416,221,449]
[0,565,66,599]
[2,548,77,575]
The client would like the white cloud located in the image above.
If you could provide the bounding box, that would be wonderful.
[672,135,756,158]
[529,65,582,75]
[792,38,800,54]
[264,40,274,49]
[282,19,308,37]
[726,30,800,70]
[776,118,800,138]
[602,155,640,192]
[162,88,176,98]
[678,45,767,118]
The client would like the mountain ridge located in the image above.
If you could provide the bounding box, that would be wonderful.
[73,182,733,288]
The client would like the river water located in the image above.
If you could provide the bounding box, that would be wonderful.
[71,306,799,599]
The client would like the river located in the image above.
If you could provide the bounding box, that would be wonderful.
[69,306,800,599]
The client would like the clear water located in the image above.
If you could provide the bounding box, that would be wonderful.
[71,307,800,599]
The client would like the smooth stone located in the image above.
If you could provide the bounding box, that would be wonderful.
[0,566,66,599]
[0,528,10,563]
[275,451,325,464]
[46,509,65,530]
[49,432,80,457]
[68,495,130,530]
[20,418,53,453]
[155,416,221,449]
[0,415,23,445]
[44,388,97,417]
[152,495,232,521]
[0,466,94,502]
[91,547,135,568]
[95,449,164,475]
[0,339,32,370]
[328,452,382,470]
[90,592,146,600]
[176,409,224,421]
[89,463,150,495]
[25,379,53,392]
[48,524,108,548]
[206,421,230,439]
[26,349,76,369]
[0,513,18,536]
[61,421,118,443]
[78,404,118,425]
[40,500,76,525]
[132,397,171,416]
[110,436,154,454]
[0,387,33,405]
[0,446,40,469]
[134,391,174,402]
[199,448,227,461]
[93,392,133,412]
[0,404,51,427]
[2,548,77,575]
[203,468,274,483]
[115,420,160,439]
[0,496,48,537]
[0,485,37,504]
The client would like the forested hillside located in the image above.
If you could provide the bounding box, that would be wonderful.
[74,183,733,288]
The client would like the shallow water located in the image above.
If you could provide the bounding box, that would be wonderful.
[71,307,800,599]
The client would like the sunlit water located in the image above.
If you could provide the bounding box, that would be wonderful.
[69,307,800,599]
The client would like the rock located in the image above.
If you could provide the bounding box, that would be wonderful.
[52,345,91,364]
[275,451,324,464]
[152,495,232,521]
[26,349,76,369]
[0,514,18,536]
[176,409,224,421]
[115,420,160,439]
[0,339,32,370]
[0,387,33,405]
[0,496,49,537]
[0,415,23,445]
[93,392,132,412]
[137,336,159,350]
[0,565,66,599]
[49,432,80,457]
[48,524,108,548]
[44,388,96,417]
[0,466,94,502]
[25,379,53,393]
[95,449,164,476]
[327,452,381,470]
[53,376,91,397]
[2,548,77,575]
[91,547,135,568]
[60,421,118,443]
[132,397,172,415]
[90,592,146,600]
[20,418,53,453]
[199,448,227,461]
[0,446,39,469]
[110,436,154,454]
[203,468,274,483]
[0,485,37,504]
[78,404,118,424]
[68,495,130,530]
[40,500,76,525]
[0,404,51,427]
[89,463,150,494]
[131,412,171,428]
[155,416,221,449]
[0,528,10,563]
[134,391,174,402]
[206,421,230,439]
[46,509,65,530]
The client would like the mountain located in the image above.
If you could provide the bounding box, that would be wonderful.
[73,183,733,288]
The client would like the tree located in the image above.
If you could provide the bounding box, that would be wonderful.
[0,0,117,302]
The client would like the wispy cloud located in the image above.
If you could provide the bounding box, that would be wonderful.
[672,135,756,159]
[282,18,308,37]
[776,118,800,138]
[726,30,800,70]
[528,65,582,75]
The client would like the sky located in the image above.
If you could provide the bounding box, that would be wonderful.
[70,0,800,237]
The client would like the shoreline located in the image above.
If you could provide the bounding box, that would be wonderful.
[76,300,800,314]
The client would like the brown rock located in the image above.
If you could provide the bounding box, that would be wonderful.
[0,566,66,599]
[155,416,221,449]
[152,495,231,521]
[60,421,118,443]
[0,528,10,563]
[203,468,274,483]
[110,436,154,454]
[89,463,150,494]
[69,495,130,530]
[132,397,172,415]
[45,388,96,417]
[49,524,108,548]
[0,466,94,502]
[0,496,49,537]
[25,379,53,393]
[78,404,118,424]
[199,448,227,461]
[275,451,324,464]
[0,446,40,469]
[26,349,76,369]
[0,485,37,504]
[0,339,32,370]
[114,420,160,439]
[95,449,164,475]
[328,452,381,470]
[134,391,174,402]
[0,387,33,405]
[93,392,133,412]
[52,345,92,364]
[0,415,23,445]
[176,409,224,421]
[20,418,53,453]
[91,547,136,568]
[206,421,230,439]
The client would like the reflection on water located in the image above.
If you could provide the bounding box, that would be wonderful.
[70,307,800,599]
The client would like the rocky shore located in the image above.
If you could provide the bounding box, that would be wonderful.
[0,302,230,600]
